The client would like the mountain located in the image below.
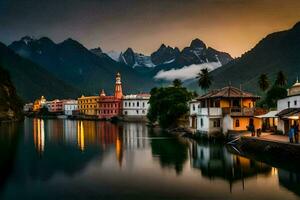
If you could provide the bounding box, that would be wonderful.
[118,48,155,68]
[0,64,23,121]
[188,21,300,94]
[151,44,180,65]
[104,38,233,71]
[9,37,155,95]
[90,47,103,57]
[0,41,80,101]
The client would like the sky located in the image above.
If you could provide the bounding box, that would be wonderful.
[1,0,300,57]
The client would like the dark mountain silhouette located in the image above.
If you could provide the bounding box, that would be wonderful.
[0,41,79,101]
[9,37,155,95]
[188,22,300,93]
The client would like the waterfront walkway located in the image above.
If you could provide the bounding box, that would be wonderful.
[243,132,300,145]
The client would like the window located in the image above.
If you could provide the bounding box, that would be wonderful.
[200,118,203,127]
[192,104,195,111]
[137,102,139,107]
[288,101,290,108]
[143,102,145,107]
[213,119,221,127]
[235,119,240,127]
[295,100,297,106]
[124,111,128,115]
[129,102,131,107]
[142,110,145,114]
[133,102,135,107]
[125,102,127,107]
[136,110,139,114]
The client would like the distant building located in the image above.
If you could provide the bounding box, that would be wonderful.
[78,95,100,116]
[189,86,260,136]
[98,72,123,119]
[33,96,47,111]
[64,100,78,116]
[122,94,150,120]
[48,99,65,113]
[277,79,300,134]
[23,103,33,112]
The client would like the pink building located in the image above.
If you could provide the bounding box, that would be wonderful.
[48,99,66,113]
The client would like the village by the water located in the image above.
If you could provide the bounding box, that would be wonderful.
[24,72,300,146]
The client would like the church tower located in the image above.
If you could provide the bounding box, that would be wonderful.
[114,72,123,99]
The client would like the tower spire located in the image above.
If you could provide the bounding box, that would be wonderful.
[114,72,123,99]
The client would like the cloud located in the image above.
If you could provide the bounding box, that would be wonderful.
[154,62,221,81]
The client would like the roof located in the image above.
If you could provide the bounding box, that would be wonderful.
[255,110,278,118]
[197,86,260,100]
[276,108,300,118]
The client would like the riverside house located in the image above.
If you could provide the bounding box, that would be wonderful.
[98,72,123,119]
[189,86,260,136]
[122,94,150,121]
[277,79,300,134]
[78,95,100,116]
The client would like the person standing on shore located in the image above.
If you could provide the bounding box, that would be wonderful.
[294,122,299,144]
[289,126,294,143]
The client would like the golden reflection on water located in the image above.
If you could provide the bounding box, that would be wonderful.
[77,121,85,151]
[33,118,45,155]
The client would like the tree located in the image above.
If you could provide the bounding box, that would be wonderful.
[147,86,193,128]
[275,71,287,87]
[261,85,287,108]
[196,68,213,92]
[173,79,182,88]
[258,73,269,92]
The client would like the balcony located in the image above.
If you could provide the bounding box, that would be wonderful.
[198,107,222,116]
[222,107,255,116]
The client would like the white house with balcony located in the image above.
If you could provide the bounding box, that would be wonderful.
[276,79,300,134]
[189,86,260,136]
[122,94,150,121]
[189,99,200,129]
[63,100,78,116]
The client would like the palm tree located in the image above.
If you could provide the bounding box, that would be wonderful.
[275,71,287,87]
[258,73,269,92]
[196,68,213,92]
[173,79,182,88]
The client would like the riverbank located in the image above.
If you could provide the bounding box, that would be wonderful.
[230,136,300,170]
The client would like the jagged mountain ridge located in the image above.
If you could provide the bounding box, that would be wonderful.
[9,37,156,95]
[99,38,233,70]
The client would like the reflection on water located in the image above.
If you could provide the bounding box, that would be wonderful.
[191,142,272,191]
[0,118,300,200]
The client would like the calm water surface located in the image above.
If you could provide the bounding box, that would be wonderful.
[0,118,299,200]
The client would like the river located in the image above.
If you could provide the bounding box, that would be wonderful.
[0,118,299,200]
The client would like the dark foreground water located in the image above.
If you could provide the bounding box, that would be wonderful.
[0,118,300,200]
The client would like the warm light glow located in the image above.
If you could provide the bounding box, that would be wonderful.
[115,136,123,167]
[77,121,85,151]
[33,118,45,154]
[288,116,299,120]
